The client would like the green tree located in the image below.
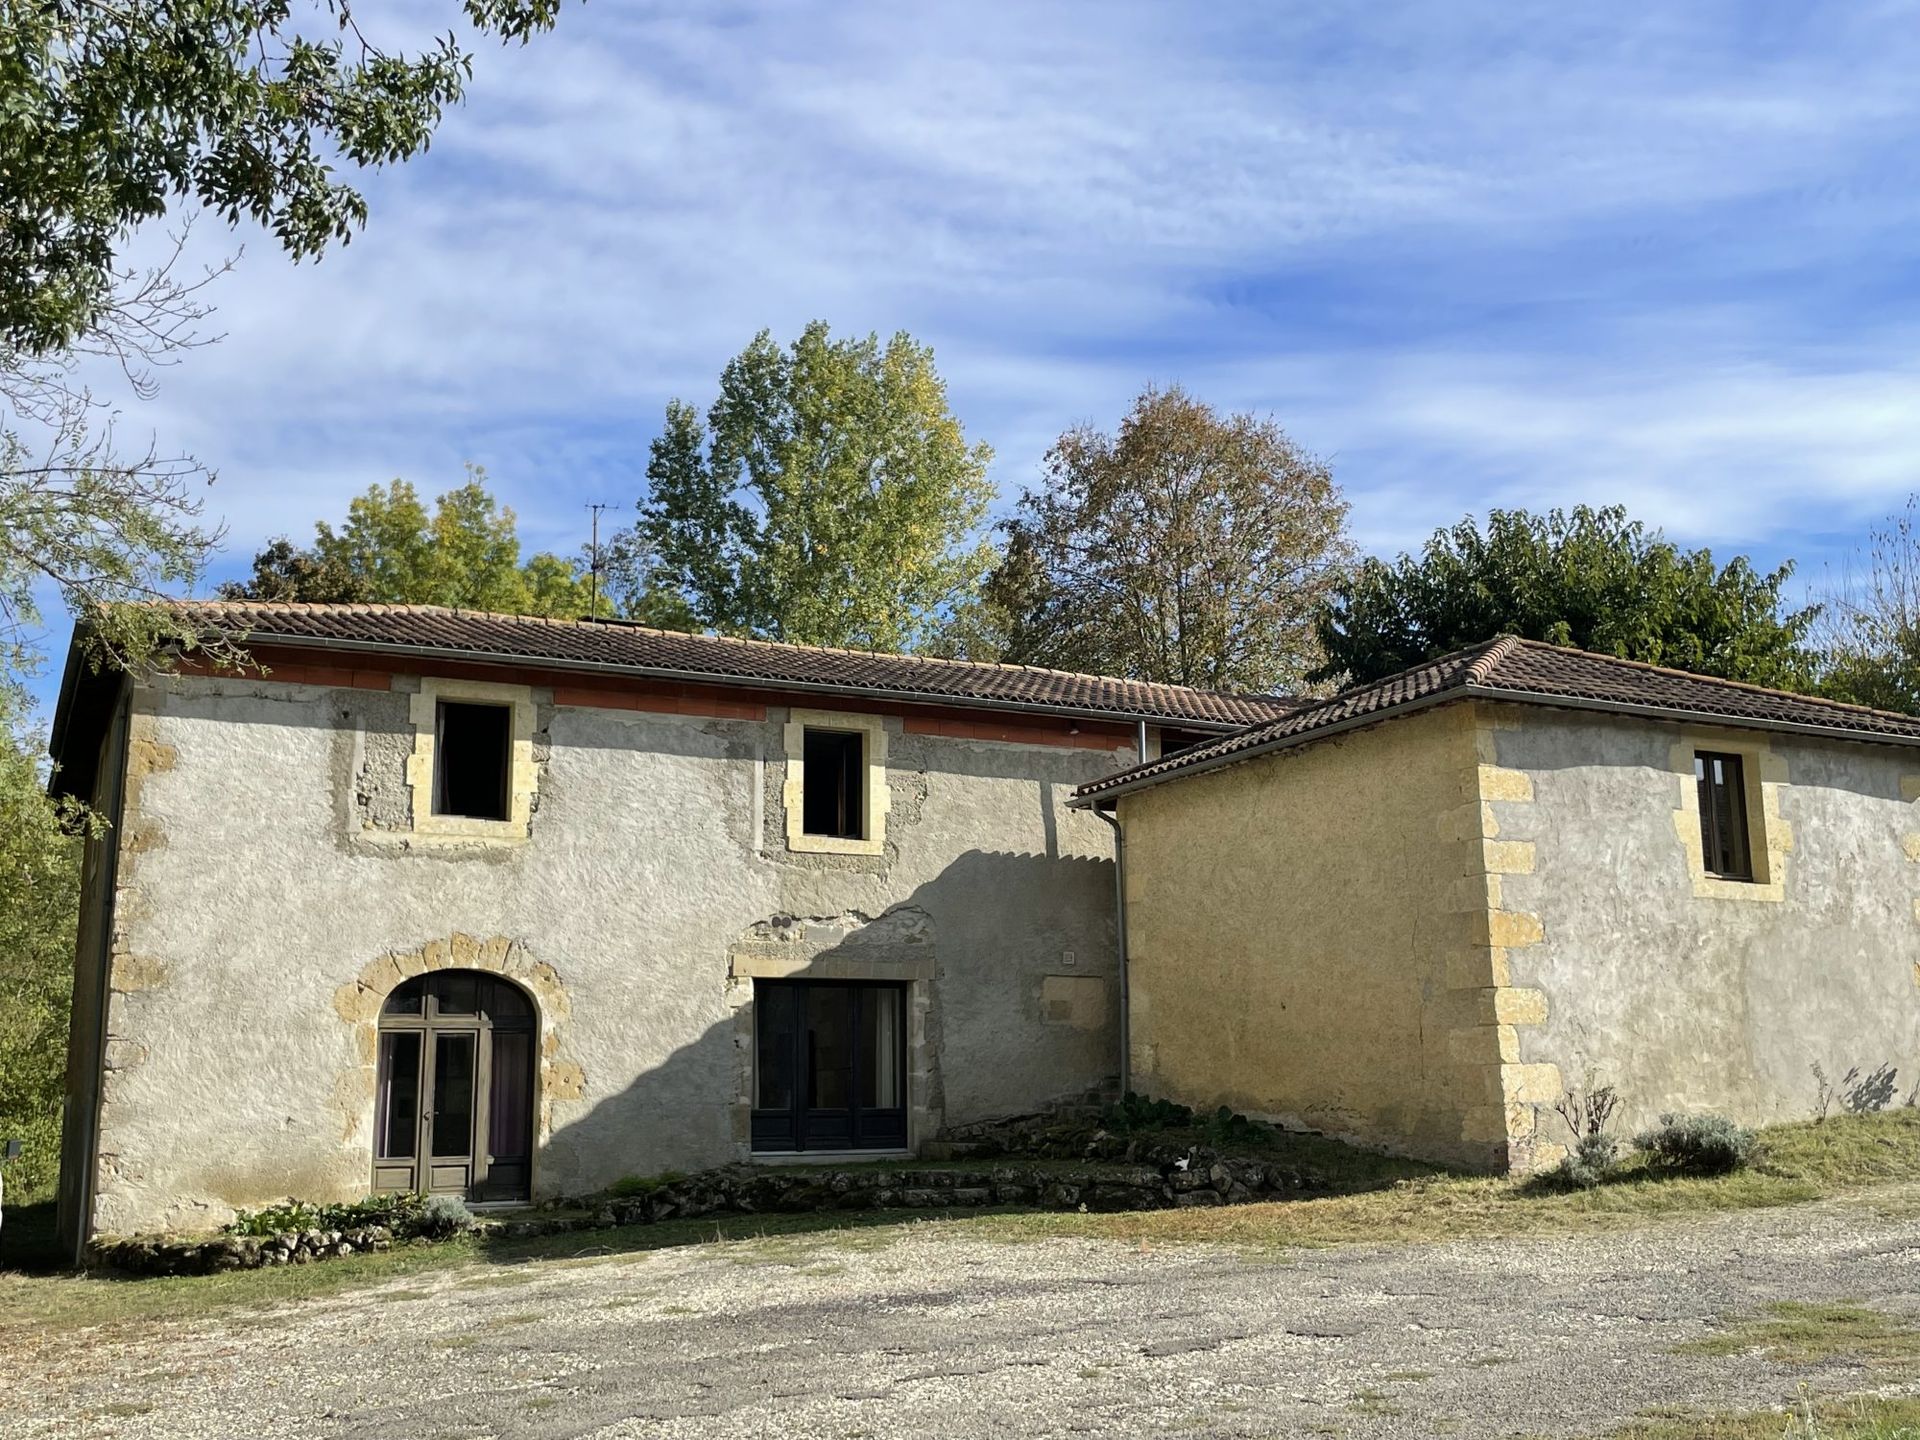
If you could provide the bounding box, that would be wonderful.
[0,711,86,1204]
[2,1,567,356]
[0,2,566,698]
[1313,505,1818,689]
[1817,496,1920,714]
[222,470,601,617]
[634,323,996,651]
[975,386,1353,693]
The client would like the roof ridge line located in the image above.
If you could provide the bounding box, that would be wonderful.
[157,599,1293,705]
[1497,635,1920,726]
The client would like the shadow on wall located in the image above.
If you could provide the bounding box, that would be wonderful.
[538,847,1118,1194]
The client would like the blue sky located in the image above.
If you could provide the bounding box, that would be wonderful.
[35,2,1920,712]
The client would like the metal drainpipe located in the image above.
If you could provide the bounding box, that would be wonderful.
[1093,802,1130,1102]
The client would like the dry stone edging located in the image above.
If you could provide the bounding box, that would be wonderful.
[86,1147,1326,1278]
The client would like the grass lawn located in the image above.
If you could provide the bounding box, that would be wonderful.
[1607,1394,1920,1438]
[5,1111,1919,1338]
[956,1111,1920,1250]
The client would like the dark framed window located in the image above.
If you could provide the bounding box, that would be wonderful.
[434,701,512,820]
[802,728,865,839]
[1694,750,1754,881]
[751,981,907,1153]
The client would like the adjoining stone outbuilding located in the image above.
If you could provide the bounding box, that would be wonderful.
[48,602,1285,1256]
[1072,635,1920,1172]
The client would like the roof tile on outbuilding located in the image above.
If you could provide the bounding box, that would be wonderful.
[1074,635,1920,802]
[147,601,1300,728]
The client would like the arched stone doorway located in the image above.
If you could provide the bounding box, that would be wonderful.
[373,971,536,1202]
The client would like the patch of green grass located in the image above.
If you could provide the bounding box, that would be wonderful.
[0,1208,955,1338]
[1679,1301,1920,1372]
[606,1170,686,1198]
[941,1161,1824,1251]
[1753,1113,1920,1188]
[1348,1388,1403,1416]
[1380,1369,1433,1382]
[1608,1393,1920,1439]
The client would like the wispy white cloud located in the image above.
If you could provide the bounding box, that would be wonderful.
[39,0,1920,704]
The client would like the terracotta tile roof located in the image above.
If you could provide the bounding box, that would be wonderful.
[1075,634,1920,801]
[157,601,1298,728]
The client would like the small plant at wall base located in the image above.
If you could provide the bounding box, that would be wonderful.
[1634,1113,1756,1176]
[226,1193,473,1242]
[1542,1079,1622,1190]
[1100,1094,1197,1134]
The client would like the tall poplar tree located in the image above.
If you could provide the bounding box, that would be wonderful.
[632,323,996,652]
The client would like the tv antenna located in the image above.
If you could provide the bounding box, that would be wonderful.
[586,502,612,615]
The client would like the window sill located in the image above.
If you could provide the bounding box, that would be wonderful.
[749,1149,912,1165]
[785,831,885,857]
[1692,871,1783,903]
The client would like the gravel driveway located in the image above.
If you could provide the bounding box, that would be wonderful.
[10,1192,1920,1439]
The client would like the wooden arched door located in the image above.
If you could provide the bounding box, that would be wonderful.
[373,972,536,1202]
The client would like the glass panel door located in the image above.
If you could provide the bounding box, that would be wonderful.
[751,982,908,1153]
[751,983,802,1151]
[373,1031,423,1192]
[426,1031,477,1193]
[801,985,856,1150]
[478,1028,534,1201]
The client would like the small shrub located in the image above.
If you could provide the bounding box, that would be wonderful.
[1541,1076,1623,1188]
[223,1191,473,1241]
[415,1194,474,1237]
[1634,1112,1756,1175]
[227,1200,324,1236]
[1100,1093,1195,1134]
[1532,1133,1620,1192]
[1203,1106,1257,1146]
[1812,1061,1838,1122]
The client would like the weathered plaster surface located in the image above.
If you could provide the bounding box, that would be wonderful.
[1118,702,1520,1170]
[1490,705,1920,1136]
[86,671,1125,1236]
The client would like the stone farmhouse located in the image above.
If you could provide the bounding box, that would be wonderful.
[48,607,1920,1253]
[48,602,1282,1251]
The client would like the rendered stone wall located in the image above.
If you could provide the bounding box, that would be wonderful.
[80,668,1127,1237]
[1117,702,1538,1171]
[1489,705,1920,1136]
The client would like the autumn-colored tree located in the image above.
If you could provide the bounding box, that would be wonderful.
[976,386,1352,693]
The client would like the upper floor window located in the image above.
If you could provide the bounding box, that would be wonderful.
[802,727,866,839]
[435,702,512,821]
[1694,751,1753,881]
[782,708,888,856]
[405,678,538,842]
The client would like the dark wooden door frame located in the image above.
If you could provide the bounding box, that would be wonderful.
[750,980,908,1153]
[374,974,535,1200]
